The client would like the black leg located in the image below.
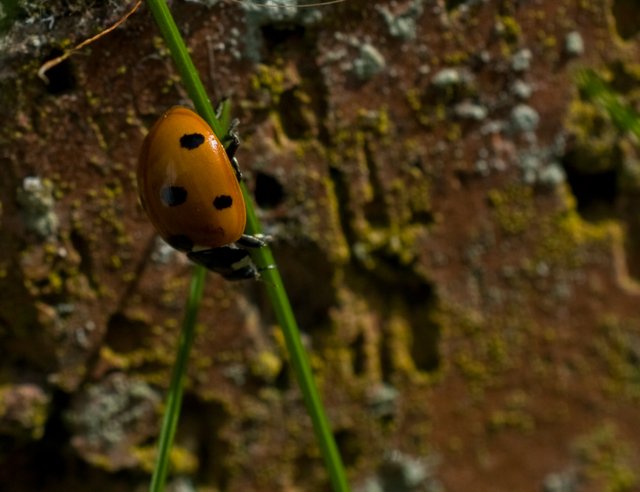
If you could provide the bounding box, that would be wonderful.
[188,246,259,280]
[236,234,267,248]
[223,264,260,281]
[224,119,240,160]
[223,120,242,182]
[230,157,243,183]
[215,97,229,119]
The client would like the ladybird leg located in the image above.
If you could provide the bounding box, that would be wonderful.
[188,246,259,281]
[214,97,229,119]
[223,119,240,160]
[223,266,260,281]
[237,234,268,248]
[230,156,243,183]
[223,122,243,182]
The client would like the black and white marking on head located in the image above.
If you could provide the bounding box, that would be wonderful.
[160,186,188,207]
[166,234,194,252]
[180,133,205,150]
[213,195,233,210]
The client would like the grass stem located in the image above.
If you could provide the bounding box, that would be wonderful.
[149,266,206,492]
[144,1,349,490]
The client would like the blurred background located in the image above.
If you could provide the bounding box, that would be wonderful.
[1,0,639,490]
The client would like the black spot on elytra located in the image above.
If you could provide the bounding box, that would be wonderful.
[213,195,233,210]
[166,235,194,252]
[180,133,205,150]
[160,186,187,207]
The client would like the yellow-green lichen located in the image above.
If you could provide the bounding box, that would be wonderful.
[385,310,419,377]
[249,351,283,383]
[594,315,640,400]
[568,65,640,190]
[574,423,639,492]
[251,63,285,94]
[496,15,521,44]
[535,201,611,269]
[320,174,351,264]
[440,306,530,396]
[487,390,535,434]
[455,352,490,392]
[0,385,50,440]
[133,444,199,475]
[246,62,295,110]
[565,99,621,174]
[444,51,470,65]
[98,346,130,370]
[356,107,391,136]
[488,185,535,235]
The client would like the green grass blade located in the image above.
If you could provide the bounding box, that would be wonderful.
[144,0,222,136]
[144,1,349,491]
[242,188,350,492]
[149,265,206,492]
[577,69,640,139]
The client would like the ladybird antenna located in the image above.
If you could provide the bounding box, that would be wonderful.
[38,0,143,84]
[227,0,346,8]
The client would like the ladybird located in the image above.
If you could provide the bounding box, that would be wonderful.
[137,106,264,280]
